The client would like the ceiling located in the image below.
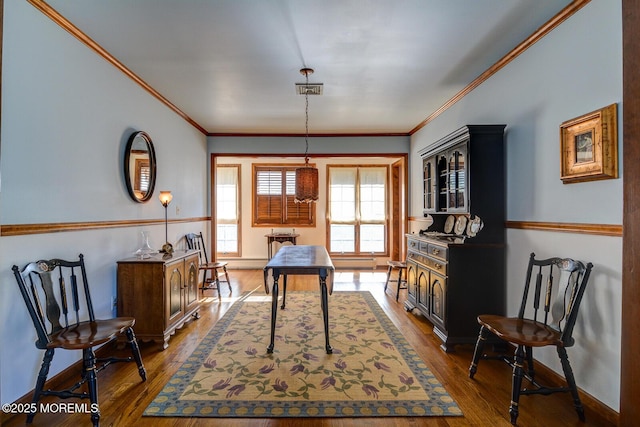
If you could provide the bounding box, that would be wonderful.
[45,0,573,135]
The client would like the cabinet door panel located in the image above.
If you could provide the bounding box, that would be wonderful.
[185,256,199,312]
[166,265,184,325]
[430,271,446,328]
[406,260,418,300]
[417,267,429,313]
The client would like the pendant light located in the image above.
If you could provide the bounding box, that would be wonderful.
[294,67,319,203]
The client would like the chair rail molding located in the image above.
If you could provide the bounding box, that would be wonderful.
[1,217,210,236]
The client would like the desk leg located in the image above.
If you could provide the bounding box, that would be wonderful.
[319,274,333,354]
[267,272,279,354]
[281,275,288,309]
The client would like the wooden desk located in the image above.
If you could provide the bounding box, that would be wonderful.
[263,245,334,354]
[265,233,299,259]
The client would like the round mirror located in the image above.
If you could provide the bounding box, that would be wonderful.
[124,131,157,203]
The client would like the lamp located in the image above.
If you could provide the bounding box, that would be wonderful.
[159,191,174,255]
[294,67,319,203]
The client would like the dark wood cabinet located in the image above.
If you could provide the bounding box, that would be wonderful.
[117,250,200,350]
[405,235,505,351]
[406,125,506,352]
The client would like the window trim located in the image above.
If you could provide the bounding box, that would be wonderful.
[327,164,389,257]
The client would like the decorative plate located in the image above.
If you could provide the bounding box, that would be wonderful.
[454,215,468,235]
[444,215,455,234]
[466,216,483,237]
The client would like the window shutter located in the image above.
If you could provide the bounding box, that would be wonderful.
[255,195,282,224]
[285,195,312,224]
[253,166,315,226]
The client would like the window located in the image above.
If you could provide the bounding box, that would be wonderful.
[134,159,150,193]
[328,166,387,255]
[253,165,315,226]
[216,165,240,256]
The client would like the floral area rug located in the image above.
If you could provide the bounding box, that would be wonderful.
[144,291,462,418]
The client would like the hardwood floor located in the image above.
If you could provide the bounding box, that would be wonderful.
[3,269,616,427]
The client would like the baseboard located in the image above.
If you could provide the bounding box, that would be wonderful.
[531,357,619,425]
[218,257,266,269]
[332,257,376,269]
[220,257,378,270]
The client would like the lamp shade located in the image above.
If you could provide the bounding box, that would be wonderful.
[159,191,173,206]
[294,166,319,203]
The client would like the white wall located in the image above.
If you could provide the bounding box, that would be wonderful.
[410,0,622,411]
[0,1,208,404]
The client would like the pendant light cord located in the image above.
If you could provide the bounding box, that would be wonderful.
[304,71,310,165]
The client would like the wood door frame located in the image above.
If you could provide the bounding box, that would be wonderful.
[621,0,639,423]
[391,158,408,261]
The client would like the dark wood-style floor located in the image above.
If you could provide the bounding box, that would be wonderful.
[4,269,617,427]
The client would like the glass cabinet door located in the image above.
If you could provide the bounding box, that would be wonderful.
[422,141,469,213]
[423,157,436,212]
[437,155,448,212]
[447,147,467,212]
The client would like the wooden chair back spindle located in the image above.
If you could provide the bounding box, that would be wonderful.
[521,256,590,342]
[15,256,98,348]
[185,232,231,296]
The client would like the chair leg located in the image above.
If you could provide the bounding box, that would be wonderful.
[384,265,392,292]
[395,268,404,301]
[557,346,585,421]
[213,268,221,299]
[83,348,100,427]
[28,348,55,423]
[525,345,535,380]
[223,266,232,291]
[201,269,210,295]
[509,345,526,425]
[125,327,147,381]
[469,326,488,378]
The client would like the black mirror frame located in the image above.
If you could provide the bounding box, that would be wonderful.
[124,131,157,203]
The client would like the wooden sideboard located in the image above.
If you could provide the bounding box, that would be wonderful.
[117,250,200,350]
[405,234,504,352]
[407,125,506,351]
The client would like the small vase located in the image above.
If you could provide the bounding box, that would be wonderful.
[135,231,154,259]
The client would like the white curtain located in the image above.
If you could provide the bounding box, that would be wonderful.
[359,167,386,221]
[329,168,357,221]
[216,166,238,221]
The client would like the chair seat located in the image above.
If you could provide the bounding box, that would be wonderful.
[200,261,228,270]
[387,260,406,269]
[48,318,136,350]
[478,314,562,347]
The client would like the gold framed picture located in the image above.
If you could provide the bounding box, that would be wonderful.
[560,103,618,184]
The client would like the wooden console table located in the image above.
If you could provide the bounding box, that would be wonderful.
[117,250,200,350]
[265,233,299,259]
[263,245,334,354]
